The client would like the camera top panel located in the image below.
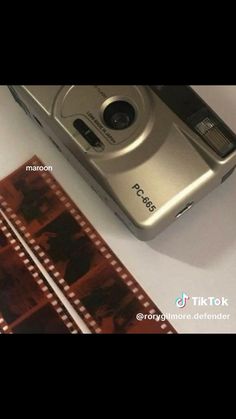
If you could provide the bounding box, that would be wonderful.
[54,86,155,149]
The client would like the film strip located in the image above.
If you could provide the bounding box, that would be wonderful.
[0,214,81,334]
[0,156,176,334]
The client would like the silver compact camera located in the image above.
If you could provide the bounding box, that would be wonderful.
[8,85,236,240]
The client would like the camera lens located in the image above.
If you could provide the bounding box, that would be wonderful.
[103,101,135,130]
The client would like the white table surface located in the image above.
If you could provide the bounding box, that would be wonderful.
[0,85,236,334]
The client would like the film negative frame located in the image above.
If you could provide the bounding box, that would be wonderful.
[0,156,176,334]
[0,215,81,334]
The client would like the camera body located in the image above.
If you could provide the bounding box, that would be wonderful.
[8,85,236,240]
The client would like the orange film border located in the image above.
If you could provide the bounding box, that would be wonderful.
[0,215,81,334]
[0,156,176,334]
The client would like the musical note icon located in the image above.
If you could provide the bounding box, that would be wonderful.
[175,292,189,308]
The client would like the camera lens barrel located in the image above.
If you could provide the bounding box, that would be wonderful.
[103,100,135,130]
